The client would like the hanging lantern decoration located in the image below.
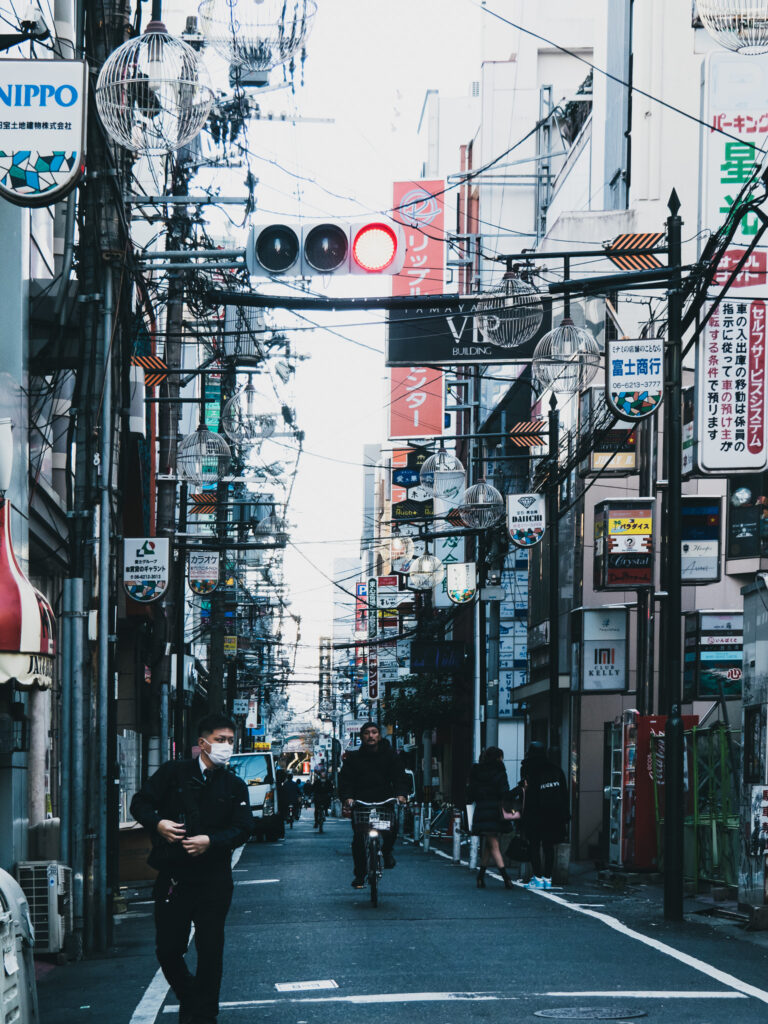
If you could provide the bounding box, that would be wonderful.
[531,317,600,395]
[390,533,414,573]
[198,0,317,72]
[419,449,465,498]
[459,481,505,530]
[221,381,277,447]
[697,0,768,55]
[177,426,231,487]
[95,22,214,155]
[476,267,544,348]
[408,552,446,591]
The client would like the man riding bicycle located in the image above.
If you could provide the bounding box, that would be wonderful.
[338,721,409,888]
[310,768,333,829]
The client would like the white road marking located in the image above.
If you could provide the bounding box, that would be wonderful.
[163,992,508,1011]
[236,878,279,885]
[129,842,246,1024]
[542,991,747,999]
[432,850,768,1004]
[275,980,338,992]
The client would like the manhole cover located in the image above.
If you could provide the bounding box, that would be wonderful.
[534,1011,647,1021]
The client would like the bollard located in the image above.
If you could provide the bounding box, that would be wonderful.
[469,834,479,870]
[423,804,431,852]
[452,808,462,863]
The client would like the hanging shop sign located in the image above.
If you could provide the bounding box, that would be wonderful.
[367,646,379,701]
[388,365,445,439]
[446,562,476,604]
[681,496,722,584]
[696,299,768,474]
[0,59,87,207]
[223,635,237,656]
[507,493,546,548]
[576,608,628,692]
[684,610,743,701]
[123,538,169,603]
[391,447,434,520]
[593,499,654,590]
[682,387,695,477]
[579,388,637,475]
[605,338,664,420]
[188,552,219,595]
[354,582,367,634]
[702,51,768,298]
[367,578,378,639]
[410,640,466,674]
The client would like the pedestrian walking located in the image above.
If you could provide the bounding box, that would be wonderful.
[520,741,570,890]
[338,721,409,887]
[130,715,251,1024]
[466,746,514,889]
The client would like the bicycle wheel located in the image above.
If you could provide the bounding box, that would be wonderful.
[368,836,379,907]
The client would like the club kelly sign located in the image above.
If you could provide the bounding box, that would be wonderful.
[0,59,87,207]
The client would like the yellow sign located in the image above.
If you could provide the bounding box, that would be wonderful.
[253,742,271,751]
[223,635,238,654]
[608,517,652,535]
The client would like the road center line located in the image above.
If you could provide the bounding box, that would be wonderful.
[542,991,746,999]
[162,992,508,1011]
[236,879,280,885]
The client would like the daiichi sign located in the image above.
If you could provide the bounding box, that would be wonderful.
[0,59,87,207]
[507,494,545,549]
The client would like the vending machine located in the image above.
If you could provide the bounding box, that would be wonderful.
[607,711,698,869]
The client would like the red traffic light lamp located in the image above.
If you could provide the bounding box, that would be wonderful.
[246,220,406,277]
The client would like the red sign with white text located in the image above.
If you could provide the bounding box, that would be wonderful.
[389,181,445,440]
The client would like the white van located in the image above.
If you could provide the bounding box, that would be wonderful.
[229,750,281,841]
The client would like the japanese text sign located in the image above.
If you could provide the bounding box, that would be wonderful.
[593,500,655,590]
[389,365,445,440]
[696,299,768,473]
[188,552,219,596]
[507,494,546,548]
[0,60,87,207]
[606,338,664,420]
[446,562,477,605]
[123,538,169,603]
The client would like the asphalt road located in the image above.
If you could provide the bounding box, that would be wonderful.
[38,814,768,1023]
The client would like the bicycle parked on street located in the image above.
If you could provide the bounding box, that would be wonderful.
[352,798,397,907]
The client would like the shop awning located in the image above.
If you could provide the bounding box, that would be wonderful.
[0,499,56,689]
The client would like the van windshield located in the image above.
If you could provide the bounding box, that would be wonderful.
[230,754,272,786]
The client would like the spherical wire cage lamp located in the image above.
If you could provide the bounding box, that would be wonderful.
[198,0,317,71]
[177,426,231,487]
[221,381,278,447]
[477,267,544,348]
[531,317,601,395]
[419,449,465,497]
[390,534,415,564]
[95,21,214,154]
[408,552,446,591]
[697,0,768,54]
[459,481,505,530]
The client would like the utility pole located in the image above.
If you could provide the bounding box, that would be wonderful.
[663,190,685,921]
[174,482,189,755]
[547,393,561,751]
[484,532,502,747]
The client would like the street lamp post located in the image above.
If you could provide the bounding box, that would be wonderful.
[547,393,561,751]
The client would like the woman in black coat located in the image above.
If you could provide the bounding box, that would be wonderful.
[466,746,513,889]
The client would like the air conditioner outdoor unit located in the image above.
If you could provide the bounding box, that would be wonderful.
[15,861,72,954]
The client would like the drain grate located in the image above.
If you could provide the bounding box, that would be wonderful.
[534,1010,647,1020]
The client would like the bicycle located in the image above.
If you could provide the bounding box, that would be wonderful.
[352,798,397,907]
[286,804,296,829]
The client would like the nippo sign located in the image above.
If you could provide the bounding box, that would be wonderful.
[696,299,768,474]
[507,494,545,549]
[123,538,169,603]
[0,59,87,207]
[606,338,664,420]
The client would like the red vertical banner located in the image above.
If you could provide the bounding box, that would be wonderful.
[389,181,446,440]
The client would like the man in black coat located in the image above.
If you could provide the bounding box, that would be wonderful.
[520,741,570,890]
[130,714,251,1024]
[338,721,409,887]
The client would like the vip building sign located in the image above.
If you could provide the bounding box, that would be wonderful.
[507,494,546,549]
[593,499,654,590]
[696,301,768,474]
[0,60,87,206]
[188,552,219,596]
[606,339,664,420]
[123,538,169,603]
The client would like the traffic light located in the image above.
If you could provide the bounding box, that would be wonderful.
[246,220,406,277]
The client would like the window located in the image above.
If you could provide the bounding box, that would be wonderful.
[230,754,272,786]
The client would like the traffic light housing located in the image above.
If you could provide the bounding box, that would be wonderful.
[246,220,406,277]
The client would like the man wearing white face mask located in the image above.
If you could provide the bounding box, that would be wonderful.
[130,714,251,1024]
